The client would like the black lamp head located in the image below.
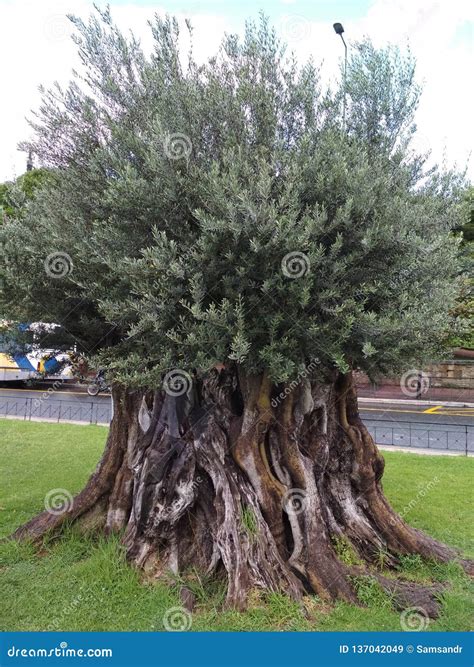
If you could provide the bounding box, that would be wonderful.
[333,22,344,35]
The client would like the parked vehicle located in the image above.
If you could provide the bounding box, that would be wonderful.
[0,350,73,384]
[87,370,110,396]
[0,321,74,384]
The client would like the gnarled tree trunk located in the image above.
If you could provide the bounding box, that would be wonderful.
[12,368,471,610]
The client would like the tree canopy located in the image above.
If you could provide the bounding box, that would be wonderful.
[0,167,51,220]
[6,8,473,612]
[0,8,467,386]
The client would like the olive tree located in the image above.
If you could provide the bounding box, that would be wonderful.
[2,9,470,610]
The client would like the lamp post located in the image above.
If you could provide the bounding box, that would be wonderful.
[26,150,33,172]
[333,22,347,130]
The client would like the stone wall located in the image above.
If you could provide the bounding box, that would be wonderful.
[424,360,474,389]
[356,360,474,390]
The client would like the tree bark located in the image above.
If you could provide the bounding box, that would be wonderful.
[11,367,472,610]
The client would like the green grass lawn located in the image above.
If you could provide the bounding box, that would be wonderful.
[0,419,473,632]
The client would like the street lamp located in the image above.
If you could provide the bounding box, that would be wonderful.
[26,150,33,172]
[333,22,347,130]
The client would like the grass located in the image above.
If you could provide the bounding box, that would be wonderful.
[0,420,106,536]
[0,419,473,632]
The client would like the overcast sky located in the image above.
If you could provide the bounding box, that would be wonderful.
[0,0,472,181]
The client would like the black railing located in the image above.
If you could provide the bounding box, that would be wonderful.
[364,419,473,456]
[1,396,472,455]
[0,396,111,425]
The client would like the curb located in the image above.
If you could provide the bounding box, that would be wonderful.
[0,415,109,427]
[358,397,474,408]
[377,444,473,457]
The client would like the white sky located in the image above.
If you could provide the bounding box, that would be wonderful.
[0,0,472,181]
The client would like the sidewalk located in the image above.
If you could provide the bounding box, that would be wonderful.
[378,445,473,457]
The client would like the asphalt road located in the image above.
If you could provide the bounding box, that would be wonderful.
[0,385,112,424]
[359,401,474,454]
[1,386,473,452]
[358,402,474,427]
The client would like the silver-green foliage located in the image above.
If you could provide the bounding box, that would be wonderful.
[0,9,466,385]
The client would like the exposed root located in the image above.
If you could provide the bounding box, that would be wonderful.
[376,576,443,618]
[11,386,139,543]
[348,565,444,618]
[335,373,465,571]
[9,367,472,610]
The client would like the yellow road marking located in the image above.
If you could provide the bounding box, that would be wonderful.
[423,405,442,414]
[361,407,474,416]
[361,407,432,414]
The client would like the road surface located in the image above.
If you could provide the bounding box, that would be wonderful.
[0,385,112,424]
[359,401,474,453]
[1,386,473,453]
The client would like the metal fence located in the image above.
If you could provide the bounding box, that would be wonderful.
[0,395,111,425]
[1,395,473,455]
[364,419,474,456]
